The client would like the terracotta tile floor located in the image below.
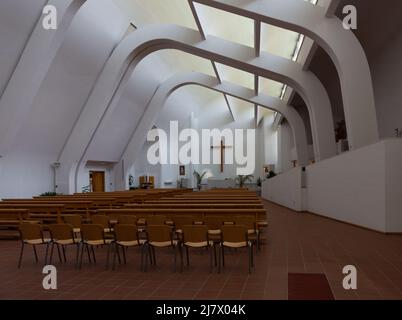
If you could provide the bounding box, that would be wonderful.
[1,200,402,300]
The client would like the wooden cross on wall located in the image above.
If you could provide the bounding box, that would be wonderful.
[211,140,232,172]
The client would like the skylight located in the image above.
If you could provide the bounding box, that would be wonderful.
[259,78,285,99]
[194,3,254,48]
[215,63,255,90]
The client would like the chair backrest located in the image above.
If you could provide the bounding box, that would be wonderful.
[182,225,208,243]
[91,215,110,228]
[203,215,225,230]
[172,215,194,230]
[19,223,43,241]
[146,215,166,226]
[147,225,172,242]
[221,225,247,243]
[63,215,82,228]
[114,224,138,242]
[81,224,104,241]
[117,215,137,225]
[234,216,256,230]
[49,224,74,241]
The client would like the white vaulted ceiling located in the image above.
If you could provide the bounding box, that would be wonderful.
[113,0,321,120]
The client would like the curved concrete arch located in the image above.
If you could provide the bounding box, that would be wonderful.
[196,0,379,150]
[116,72,309,189]
[59,24,335,187]
[0,0,86,155]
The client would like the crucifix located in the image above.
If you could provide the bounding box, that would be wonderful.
[211,140,232,172]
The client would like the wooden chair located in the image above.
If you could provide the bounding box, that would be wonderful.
[79,224,113,269]
[145,225,182,272]
[91,215,112,233]
[112,224,146,271]
[145,215,166,226]
[63,214,82,235]
[234,215,260,250]
[172,215,194,234]
[18,223,51,268]
[203,216,225,243]
[181,225,215,272]
[48,224,79,266]
[117,215,138,225]
[219,225,254,274]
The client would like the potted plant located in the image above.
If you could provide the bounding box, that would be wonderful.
[39,192,57,197]
[236,174,254,188]
[193,170,207,190]
[266,170,277,179]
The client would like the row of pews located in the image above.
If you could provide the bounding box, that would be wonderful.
[0,188,267,240]
[0,189,191,238]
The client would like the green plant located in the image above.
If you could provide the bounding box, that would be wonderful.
[193,170,207,190]
[236,174,254,188]
[39,192,57,197]
[266,170,277,179]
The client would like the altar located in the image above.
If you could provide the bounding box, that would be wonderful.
[207,178,236,189]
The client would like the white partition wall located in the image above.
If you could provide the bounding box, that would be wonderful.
[262,139,402,233]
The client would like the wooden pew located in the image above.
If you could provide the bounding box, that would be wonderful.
[124,203,264,209]
[0,209,39,239]
[97,208,267,221]
[0,204,65,223]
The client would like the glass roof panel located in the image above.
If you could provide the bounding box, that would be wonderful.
[227,96,255,121]
[194,3,254,48]
[261,23,300,60]
[215,63,255,90]
[259,78,285,98]
[113,0,197,29]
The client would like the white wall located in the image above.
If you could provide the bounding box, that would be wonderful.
[263,139,402,233]
[0,0,47,95]
[262,167,303,211]
[277,120,295,173]
[372,31,402,139]
[385,139,402,232]
[306,141,387,232]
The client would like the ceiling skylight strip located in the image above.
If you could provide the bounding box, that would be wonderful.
[188,0,234,120]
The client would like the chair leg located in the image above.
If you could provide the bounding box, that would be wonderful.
[173,246,177,273]
[248,244,252,274]
[44,243,50,265]
[152,246,156,265]
[209,246,213,273]
[75,244,80,268]
[251,243,254,268]
[112,243,117,270]
[32,245,38,263]
[62,245,67,263]
[214,244,217,267]
[18,243,24,268]
[122,246,127,265]
[218,244,221,274]
[56,244,62,263]
[49,242,54,264]
[91,246,96,264]
[221,245,225,267]
[186,246,190,267]
[85,244,91,263]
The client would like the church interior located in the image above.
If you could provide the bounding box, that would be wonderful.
[0,0,401,301]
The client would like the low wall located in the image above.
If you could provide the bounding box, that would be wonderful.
[262,139,402,233]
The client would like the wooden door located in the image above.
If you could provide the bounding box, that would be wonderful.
[90,171,105,192]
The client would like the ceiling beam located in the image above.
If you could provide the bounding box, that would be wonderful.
[254,20,261,127]
[188,0,235,121]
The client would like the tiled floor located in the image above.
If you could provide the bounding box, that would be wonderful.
[1,200,402,300]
